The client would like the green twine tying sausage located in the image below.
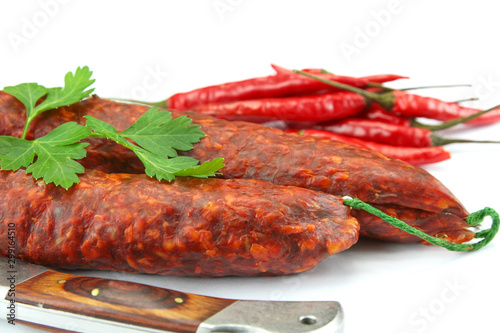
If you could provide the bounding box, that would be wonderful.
[343,197,499,251]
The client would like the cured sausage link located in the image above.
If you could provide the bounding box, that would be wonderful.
[0,92,26,138]
[350,203,475,243]
[0,92,471,243]
[28,96,466,214]
[0,169,359,277]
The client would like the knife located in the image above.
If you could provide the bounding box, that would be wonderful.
[0,257,343,332]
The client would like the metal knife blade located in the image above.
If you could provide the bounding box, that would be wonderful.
[0,257,343,333]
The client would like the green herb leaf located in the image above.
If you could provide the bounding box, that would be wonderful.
[2,83,47,121]
[1,69,223,189]
[37,120,94,146]
[0,122,91,189]
[34,66,95,115]
[135,149,200,181]
[2,66,95,139]
[120,107,206,157]
[84,116,132,147]
[0,136,35,170]
[174,158,225,178]
[85,109,224,182]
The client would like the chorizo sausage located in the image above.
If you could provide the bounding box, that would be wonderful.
[0,91,26,138]
[0,92,472,243]
[350,204,475,243]
[0,169,358,277]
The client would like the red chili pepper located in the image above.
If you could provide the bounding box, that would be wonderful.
[272,64,407,86]
[350,86,412,126]
[462,106,500,126]
[356,106,412,126]
[314,118,500,147]
[163,66,407,111]
[370,91,500,125]
[295,70,500,127]
[190,92,368,123]
[286,128,451,165]
[315,119,433,147]
[272,64,407,95]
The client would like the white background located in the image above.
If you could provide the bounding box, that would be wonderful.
[1,1,500,332]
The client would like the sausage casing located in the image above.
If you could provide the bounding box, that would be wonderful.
[0,169,358,277]
[0,93,472,243]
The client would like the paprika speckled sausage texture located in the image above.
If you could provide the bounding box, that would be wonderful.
[0,169,359,277]
[0,93,472,243]
[350,203,475,243]
[0,91,26,138]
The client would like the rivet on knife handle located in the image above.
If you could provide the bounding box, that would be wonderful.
[2,258,344,333]
[13,270,236,332]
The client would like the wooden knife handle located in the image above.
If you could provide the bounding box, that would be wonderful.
[15,270,236,333]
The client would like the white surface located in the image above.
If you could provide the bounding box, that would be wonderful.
[1,1,499,332]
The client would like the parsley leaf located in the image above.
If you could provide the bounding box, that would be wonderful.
[119,107,206,157]
[135,150,200,181]
[0,122,91,189]
[1,67,224,189]
[34,66,95,114]
[0,136,35,170]
[174,158,225,178]
[2,83,47,123]
[85,110,224,182]
[2,66,95,139]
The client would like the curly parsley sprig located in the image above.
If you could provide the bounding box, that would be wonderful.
[0,67,224,189]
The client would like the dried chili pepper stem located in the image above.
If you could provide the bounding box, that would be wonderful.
[452,97,479,104]
[343,197,499,251]
[366,83,472,92]
[400,84,471,91]
[296,70,472,111]
[295,70,500,127]
[412,104,500,130]
[294,70,395,109]
[430,134,500,146]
